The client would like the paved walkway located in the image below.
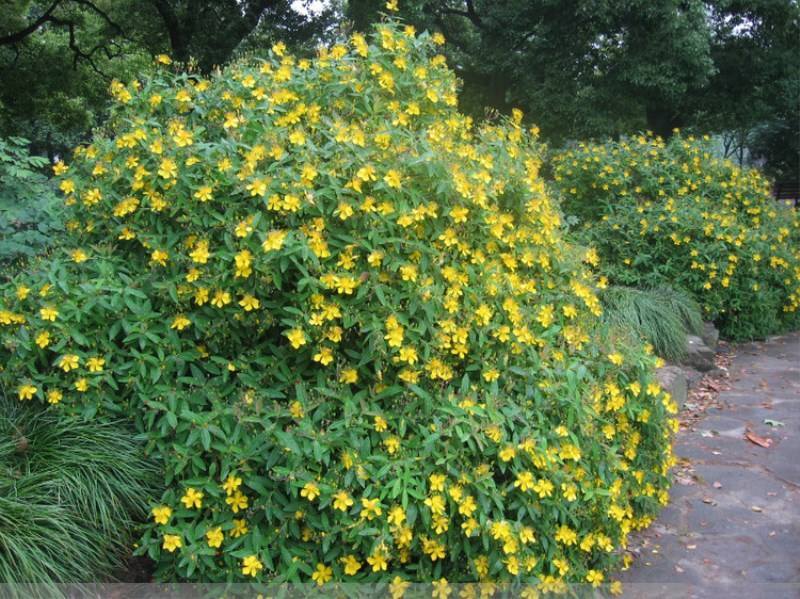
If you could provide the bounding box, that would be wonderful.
[621,332,800,598]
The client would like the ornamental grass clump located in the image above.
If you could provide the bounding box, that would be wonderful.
[0,396,158,584]
[552,134,800,341]
[0,23,677,587]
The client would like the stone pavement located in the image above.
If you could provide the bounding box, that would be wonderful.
[620,331,800,599]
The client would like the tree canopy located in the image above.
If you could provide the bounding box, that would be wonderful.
[0,0,339,157]
[347,0,799,179]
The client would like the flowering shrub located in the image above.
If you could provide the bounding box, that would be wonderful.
[552,134,800,340]
[0,23,677,587]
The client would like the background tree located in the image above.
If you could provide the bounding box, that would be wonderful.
[347,0,799,179]
[700,0,800,181]
[0,0,339,157]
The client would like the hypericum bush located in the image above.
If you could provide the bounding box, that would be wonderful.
[0,397,159,584]
[552,133,800,341]
[0,24,677,587]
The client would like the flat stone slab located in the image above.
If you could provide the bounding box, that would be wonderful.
[621,331,800,597]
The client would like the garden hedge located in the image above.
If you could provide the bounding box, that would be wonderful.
[0,23,676,587]
[552,134,800,340]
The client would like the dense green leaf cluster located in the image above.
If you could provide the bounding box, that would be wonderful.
[0,137,62,267]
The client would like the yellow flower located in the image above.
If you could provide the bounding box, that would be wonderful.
[181,487,203,509]
[339,368,358,383]
[332,491,353,511]
[289,401,304,418]
[86,356,105,372]
[171,315,191,331]
[155,54,172,65]
[234,249,253,278]
[384,169,402,188]
[341,555,362,576]
[222,474,242,496]
[499,445,516,462]
[35,331,51,348]
[286,328,307,349]
[231,519,248,538]
[300,481,320,501]
[59,354,79,372]
[189,240,211,263]
[313,346,334,365]
[151,505,172,525]
[157,158,177,179]
[389,576,410,599]
[194,185,213,202]
[311,562,332,585]
[40,306,58,321]
[211,290,231,308]
[423,494,445,516]
[226,490,248,513]
[561,482,578,502]
[428,473,446,492]
[162,534,182,552]
[239,294,260,311]
[75,378,89,392]
[18,384,37,400]
[71,249,88,263]
[586,569,604,587]
[367,549,388,572]
[150,249,169,266]
[555,524,578,546]
[262,230,288,251]
[59,179,75,194]
[431,578,449,599]
[361,496,382,520]
[388,505,406,526]
[384,436,400,454]
[241,555,263,577]
[206,526,224,548]
[533,478,554,498]
[514,471,535,492]
[482,368,500,382]
[608,353,624,366]
[46,389,63,404]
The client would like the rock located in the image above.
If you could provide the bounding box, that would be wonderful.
[682,366,705,390]
[656,366,688,409]
[682,335,716,372]
[700,322,719,353]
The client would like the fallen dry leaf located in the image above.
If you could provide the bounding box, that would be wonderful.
[745,429,773,448]
[712,481,722,489]
[751,505,763,512]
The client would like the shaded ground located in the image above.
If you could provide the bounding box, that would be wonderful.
[621,332,800,598]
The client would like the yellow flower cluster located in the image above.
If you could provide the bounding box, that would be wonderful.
[0,22,676,587]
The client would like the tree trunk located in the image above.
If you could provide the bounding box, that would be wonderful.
[645,105,679,139]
